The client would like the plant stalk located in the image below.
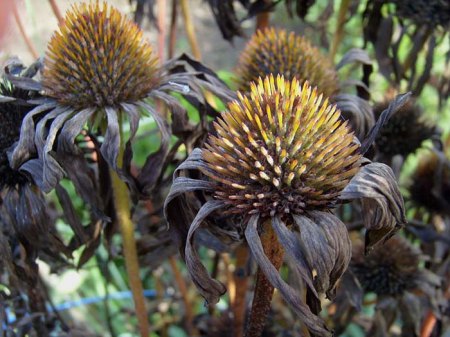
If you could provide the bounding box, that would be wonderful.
[48,0,64,25]
[329,0,351,61]
[168,0,178,59]
[11,0,38,59]
[256,12,270,31]
[157,0,167,62]
[110,117,150,337]
[245,221,284,337]
[168,256,194,334]
[180,0,201,60]
[233,244,250,337]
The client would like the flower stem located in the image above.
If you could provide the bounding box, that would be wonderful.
[11,0,38,59]
[157,0,167,62]
[245,221,284,337]
[233,244,250,337]
[110,116,149,337]
[256,12,270,32]
[329,0,351,61]
[168,256,194,334]
[180,0,201,60]
[48,0,64,25]
[168,0,178,59]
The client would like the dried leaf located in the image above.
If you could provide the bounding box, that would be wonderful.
[339,162,406,252]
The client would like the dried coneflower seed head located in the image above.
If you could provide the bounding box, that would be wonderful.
[374,99,436,159]
[351,236,421,296]
[0,80,35,188]
[202,75,361,218]
[408,151,450,215]
[43,1,159,109]
[235,28,339,97]
[393,0,450,28]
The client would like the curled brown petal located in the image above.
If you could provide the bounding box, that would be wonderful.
[185,200,227,305]
[339,162,406,252]
[245,215,332,337]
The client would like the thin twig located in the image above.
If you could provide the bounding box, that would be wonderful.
[180,0,201,60]
[157,0,167,62]
[48,0,64,25]
[168,0,178,59]
[169,256,194,334]
[11,0,38,59]
[420,285,450,337]
[329,0,351,61]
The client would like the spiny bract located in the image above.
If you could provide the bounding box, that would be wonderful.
[43,1,159,108]
[235,28,339,97]
[202,75,361,218]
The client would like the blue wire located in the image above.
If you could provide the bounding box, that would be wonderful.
[3,289,157,327]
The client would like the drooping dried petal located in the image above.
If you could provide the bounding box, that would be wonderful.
[373,98,438,160]
[245,215,332,337]
[339,161,406,252]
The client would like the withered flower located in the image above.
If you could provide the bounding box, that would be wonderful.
[350,236,441,336]
[165,75,406,336]
[393,0,450,28]
[236,28,375,141]
[236,27,338,97]
[373,98,438,162]
[206,0,319,41]
[0,61,52,262]
[408,150,450,216]
[9,1,214,193]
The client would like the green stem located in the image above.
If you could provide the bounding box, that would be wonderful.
[110,117,150,337]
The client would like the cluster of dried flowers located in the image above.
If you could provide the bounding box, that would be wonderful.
[0,1,448,337]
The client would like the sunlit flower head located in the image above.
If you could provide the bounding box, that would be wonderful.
[235,28,338,97]
[165,75,406,336]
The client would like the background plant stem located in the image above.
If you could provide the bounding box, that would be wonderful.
[330,0,351,61]
[11,0,38,59]
[110,117,150,337]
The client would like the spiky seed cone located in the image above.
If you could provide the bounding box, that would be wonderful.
[43,1,159,109]
[351,236,421,296]
[409,151,450,215]
[202,75,361,218]
[374,99,436,158]
[393,0,450,27]
[235,28,339,97]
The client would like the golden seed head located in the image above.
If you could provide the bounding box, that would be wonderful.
[202,75,361,217]
[235,28,339,97]
[43,1,159,108]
